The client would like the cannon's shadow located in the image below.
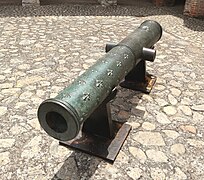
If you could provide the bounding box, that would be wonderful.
[111,87,145,122]
[51,88,144,180]
[51,151,102,180]
[0,0,203,31]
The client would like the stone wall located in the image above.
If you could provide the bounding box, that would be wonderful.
[184,0,204,17]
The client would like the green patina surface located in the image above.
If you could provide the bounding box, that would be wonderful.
[38,20,162,141]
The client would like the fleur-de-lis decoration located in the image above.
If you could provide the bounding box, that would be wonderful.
[83,93,90,101]
[124,54,129,59]
[96,80,103,87]
[116,61,122,67]
[142,26,149,31]
[78,80,86,85]
[107,69,113,76]
[102,59,107,64]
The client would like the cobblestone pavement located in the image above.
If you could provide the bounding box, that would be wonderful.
[0,2,204,180]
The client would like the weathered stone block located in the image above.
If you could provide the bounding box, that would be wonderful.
[22,0,40,6]
[184,0,204,17]
[98,0,117,6]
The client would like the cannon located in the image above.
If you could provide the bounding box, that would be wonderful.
[38,20,162,162]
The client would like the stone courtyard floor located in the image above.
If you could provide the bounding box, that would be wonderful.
[0,2,204,180]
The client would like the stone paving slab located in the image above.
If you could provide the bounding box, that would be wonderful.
[0,3,204,180]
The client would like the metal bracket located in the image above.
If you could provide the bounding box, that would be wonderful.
[59,89,132,163]
[120,47,157,94]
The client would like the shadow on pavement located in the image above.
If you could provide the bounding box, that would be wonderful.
[183,16,204,31]
[0,1,203,31]
[52,151,102,180]
[51,88,144,180]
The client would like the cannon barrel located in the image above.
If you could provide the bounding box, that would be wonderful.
[38,20,162,141]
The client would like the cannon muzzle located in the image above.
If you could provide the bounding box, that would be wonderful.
[38,20,162,141]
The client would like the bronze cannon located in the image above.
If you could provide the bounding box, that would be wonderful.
[38,20,162,162]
